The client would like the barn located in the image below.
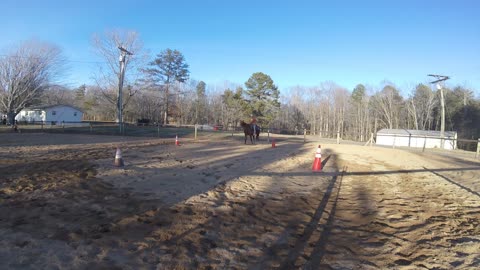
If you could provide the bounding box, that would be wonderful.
[15,105,83,124]
[376,129,457,150]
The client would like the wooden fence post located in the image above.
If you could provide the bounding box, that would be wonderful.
[267,129,270,142]
[194,124,198,141]
[423,136,427,152]
[364,133,371,146]
[336,131,340,144]
[476,138,480,158]
[304,128,306,143]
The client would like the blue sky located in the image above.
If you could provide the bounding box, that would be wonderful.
[1,0,479,94]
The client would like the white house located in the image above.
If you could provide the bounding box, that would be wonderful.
[15,105,83,124]
[376,129,457,150]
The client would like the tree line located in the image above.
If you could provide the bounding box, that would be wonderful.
[280,82,480,142]
[0,32,281,129]
[1,32,479,142]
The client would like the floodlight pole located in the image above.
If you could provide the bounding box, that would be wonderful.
[428,74,450,149]
[118,46,133,134]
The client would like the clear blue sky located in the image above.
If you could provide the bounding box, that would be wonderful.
[1,0,479,94]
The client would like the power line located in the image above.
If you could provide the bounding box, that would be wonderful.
[0,54,106,64]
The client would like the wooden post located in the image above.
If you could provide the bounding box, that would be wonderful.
[194,124,198,141]
[370,133,374,147]
[363,136,371,146]
[336,131,340,144]
[304,128,306,143]
[454,133,458,150]
[474,138,479,158]
[422,136,427,152]
[267,129,270,143]
[62,121,65,132]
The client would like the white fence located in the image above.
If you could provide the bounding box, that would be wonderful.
[376,134,457,150]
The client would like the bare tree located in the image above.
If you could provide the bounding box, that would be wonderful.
[41,84,75,106]
[80,85,117,121]
[372,84,403,129]
[0,40,64,125]
[91,30,147,122]
[128,89,163,123]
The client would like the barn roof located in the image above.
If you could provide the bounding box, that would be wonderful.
[377,129,456,137]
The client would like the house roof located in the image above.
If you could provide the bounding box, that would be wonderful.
[24,104,83,112]
[377,129,456,137]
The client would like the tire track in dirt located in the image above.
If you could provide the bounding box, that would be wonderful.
[1,136,326,269]
[317,151,480,269]
[2,136,479,269]
[275,166,347,270]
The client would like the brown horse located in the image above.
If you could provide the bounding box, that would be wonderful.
[240,121,260,144]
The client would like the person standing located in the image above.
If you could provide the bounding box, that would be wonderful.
[249,114,257,134]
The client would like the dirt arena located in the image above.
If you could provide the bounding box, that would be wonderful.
[0,133,479,269]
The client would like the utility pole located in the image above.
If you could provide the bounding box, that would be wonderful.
[118,46,133,134]
[428,74,450,149]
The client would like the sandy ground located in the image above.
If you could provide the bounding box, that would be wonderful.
[0,133,479,269]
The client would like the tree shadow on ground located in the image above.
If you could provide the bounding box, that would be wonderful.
[0,135,321,268]
[2,136,477,269]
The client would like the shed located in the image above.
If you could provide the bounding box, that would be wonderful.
[16,105,83,124]
[376,129,457,150]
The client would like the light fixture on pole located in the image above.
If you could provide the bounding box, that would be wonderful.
[428,74,450,149]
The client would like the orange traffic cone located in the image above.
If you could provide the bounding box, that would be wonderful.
[175,135,180,146]
[272,138,276,148]
[114,147,124,167]
[312,145,322,171]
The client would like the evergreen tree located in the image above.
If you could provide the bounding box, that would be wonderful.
[244,72,280,125]
[142,49,189,124]
[195,81,206,124]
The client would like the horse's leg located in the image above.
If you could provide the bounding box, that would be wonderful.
[244,134,247,144]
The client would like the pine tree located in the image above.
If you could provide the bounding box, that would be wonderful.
[244,72,280,125]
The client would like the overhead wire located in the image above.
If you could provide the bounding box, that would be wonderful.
[0,54,106,64]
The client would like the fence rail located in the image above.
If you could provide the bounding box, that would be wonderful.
[2,122,479,158]
[0,121,254,139]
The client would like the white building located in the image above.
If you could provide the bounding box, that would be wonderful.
[376,129,457,150]
[15,105,83,124]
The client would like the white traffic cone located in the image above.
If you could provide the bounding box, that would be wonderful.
[114,147,124,167]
